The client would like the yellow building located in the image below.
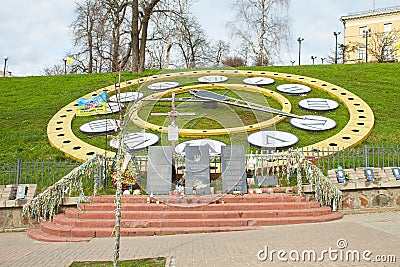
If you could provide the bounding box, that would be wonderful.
[340,6,400,63]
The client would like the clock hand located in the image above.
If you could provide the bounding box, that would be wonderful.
[189,90,302,119]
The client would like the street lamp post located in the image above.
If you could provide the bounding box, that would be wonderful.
[63,58,67,74]
[290,60,296,66]
[3,56,8,77]
[363,28,371,63]
[321,57,326,65]
[297,37,304,66]
[334,31,341,64]
[311,56,317,65]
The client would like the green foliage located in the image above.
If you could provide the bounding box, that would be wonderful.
[1,63,399,162]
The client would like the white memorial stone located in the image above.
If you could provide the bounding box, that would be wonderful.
[175,139,226,156]
[298,98,339,112]
[248,131,298,149]
[109,92,143,103]
[198,75,228,83]
[148,81,180,91]
[290,115,336,131]
[107,102,124,114]
[243,77,275,86]
[110,132,159,150]
[276,84,311,95]
[79,119,121,134]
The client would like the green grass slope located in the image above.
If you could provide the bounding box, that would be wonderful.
[0,63,399,162]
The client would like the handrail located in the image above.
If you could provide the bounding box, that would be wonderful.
[285,150,342,211]
[22,154,105,222]
[22,149,344,222]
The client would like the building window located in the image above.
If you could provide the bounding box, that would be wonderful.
[358,48,366,60]
[383,45,393,61]
[384,23,392,32]
[359,26,367,35]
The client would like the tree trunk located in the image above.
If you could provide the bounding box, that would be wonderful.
[131,0,140,73]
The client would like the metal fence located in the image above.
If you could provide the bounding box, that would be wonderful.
[0,159,82,189]
[312,144,400,172]
[1,144,400,190]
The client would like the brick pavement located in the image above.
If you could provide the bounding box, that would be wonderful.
[0,212,399,267]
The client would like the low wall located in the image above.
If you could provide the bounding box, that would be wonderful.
[304,167,400,213]
[0,197,79,232]
[0,205,29,231]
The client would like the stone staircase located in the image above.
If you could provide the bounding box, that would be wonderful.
[27,194,342,242]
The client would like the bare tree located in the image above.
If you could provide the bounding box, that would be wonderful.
[175,15,209,68]
[209,40,230,67]
[41,64,65,76]
[227,0,290,66]
[69,0,211,74]
[368,29,400,62]
[130,0,163,72]
[70,0,106,73]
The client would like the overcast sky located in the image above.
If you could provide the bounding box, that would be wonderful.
[1,0,399,76]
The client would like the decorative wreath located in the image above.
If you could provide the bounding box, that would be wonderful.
[111,157,138,190]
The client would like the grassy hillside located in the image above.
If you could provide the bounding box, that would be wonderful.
[0,63,399,162]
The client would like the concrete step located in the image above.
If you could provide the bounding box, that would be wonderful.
[26,228,91,242]
[29,212,342,242]
[80,202,321,212]
[89,194,307,205]
[27,193,342,242]
[64,206,331,220]
[28,224,259,241]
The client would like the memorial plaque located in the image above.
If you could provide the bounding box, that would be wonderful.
[221,146,247,194]
[16,185,27,200]
[365,168,374,182]
[336,170,346,183]
[147,146,172,195]
[185,146,210,195]
[392,167,400,180]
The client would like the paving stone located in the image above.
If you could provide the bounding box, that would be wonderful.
[1,211,399,266]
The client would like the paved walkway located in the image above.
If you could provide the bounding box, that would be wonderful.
[0,212,399,267]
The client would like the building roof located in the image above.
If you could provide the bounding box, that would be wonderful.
[341,6,400,22]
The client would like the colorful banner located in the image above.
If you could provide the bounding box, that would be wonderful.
[76,91,108,116]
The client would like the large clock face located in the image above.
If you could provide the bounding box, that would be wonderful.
[47,69,374,162]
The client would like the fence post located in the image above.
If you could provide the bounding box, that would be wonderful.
[101,156,107,188]
[15,159,22,184]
